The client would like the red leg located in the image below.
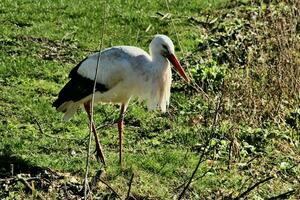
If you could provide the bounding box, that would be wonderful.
[118,104,126,165]
[84,102,106,165]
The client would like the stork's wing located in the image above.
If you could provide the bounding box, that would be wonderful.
[68,57,87,78]
[75,46,150,88]
[52,72,108,109]
[53,46,150,109]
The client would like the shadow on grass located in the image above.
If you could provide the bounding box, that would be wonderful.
[0,145,47,178]
[0,145,69,199]
[0,145,148,199]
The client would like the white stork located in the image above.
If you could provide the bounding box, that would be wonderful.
[53,34,189,165]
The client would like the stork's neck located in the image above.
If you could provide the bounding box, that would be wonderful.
[150,52,169,72]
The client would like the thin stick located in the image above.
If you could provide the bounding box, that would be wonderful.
[175,166,211,191]
[177,92,223,199]
[19,177,46,200]
[83,2,108,199]
[0,176,40,183]
[266,189,295,200]
[0,173,49,200]
[234,176,274,200]
[227,139,233,170]
[90,170,103,192]
[98,178,121,199]
[126,173,134,199]
[177,146,208,200]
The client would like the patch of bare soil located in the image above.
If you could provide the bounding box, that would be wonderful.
[0,148,86,199]
[15,35,80,63]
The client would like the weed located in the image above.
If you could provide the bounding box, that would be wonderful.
[0,0,299,199]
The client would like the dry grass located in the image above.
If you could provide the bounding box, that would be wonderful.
[183,0,300,126]
[200,0,300,126]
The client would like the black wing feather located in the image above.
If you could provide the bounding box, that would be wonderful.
[68,57,88,78]
[53,73,108,109]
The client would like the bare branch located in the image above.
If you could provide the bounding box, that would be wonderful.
[177,147,207,200]
[90,170,103,191]
[177,90,224,200]
[83,1,108,199]
[266,190,295,200]
[98,178,121,199]
[234,176,274,200]
[175,167,212,191]
[126,173,135,200]
[0,176,40,183]
[18,176,46,200]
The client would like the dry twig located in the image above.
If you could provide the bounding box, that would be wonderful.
[83,2,108,199]
[177,91,224,199]
[98,178,121,199]
[234,176,274,200]
[126,173,135,200]
[177,145,208,200]
[18,176,46,200]
[266,189,296,200]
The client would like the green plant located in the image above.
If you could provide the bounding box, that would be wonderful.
[190,60,227,91]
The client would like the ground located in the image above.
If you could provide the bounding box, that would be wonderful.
[0,0,299,199]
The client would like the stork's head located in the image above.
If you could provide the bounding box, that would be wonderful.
[150,34,190,83]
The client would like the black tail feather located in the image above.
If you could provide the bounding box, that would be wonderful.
[53,74,108,109]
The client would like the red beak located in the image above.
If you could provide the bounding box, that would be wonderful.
[167,54,190,83]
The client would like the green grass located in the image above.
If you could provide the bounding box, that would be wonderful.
[1,0,299,199]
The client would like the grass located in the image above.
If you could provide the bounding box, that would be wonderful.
[1,0,300,199]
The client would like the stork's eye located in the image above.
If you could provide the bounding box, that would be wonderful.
[162,44,168,51]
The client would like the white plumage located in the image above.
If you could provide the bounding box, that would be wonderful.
[53,34,189,164]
